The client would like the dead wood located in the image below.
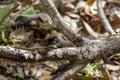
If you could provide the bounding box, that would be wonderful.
[0,34,120,79]
[0,0,120,80]
[97,0,116,35]
[40,0,84,46]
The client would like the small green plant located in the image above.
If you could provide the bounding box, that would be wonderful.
[114,53,120,56]
[12,73,25,79]
[0,5,12,43]
[1,31,7,43]
[0,5,39,45]
[9,36,22,45]
[0,5,11,21]
[78,63,103,78]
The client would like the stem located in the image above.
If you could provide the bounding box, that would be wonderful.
[40,0,85,46]
[97,0,116,35]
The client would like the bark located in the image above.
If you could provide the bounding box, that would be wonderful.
[0,35,120,63]
[0,0,120,80]
[97,0,116,35]
[40,0,84,46]
[0,35,120,80]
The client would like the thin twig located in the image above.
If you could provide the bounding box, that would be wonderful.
[41,0,85,46]
[97,0,116,35]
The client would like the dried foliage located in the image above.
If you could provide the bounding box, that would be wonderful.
[0,0,120,80]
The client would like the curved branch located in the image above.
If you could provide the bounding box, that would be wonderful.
[40,0,85,46]
[97,0,116,35]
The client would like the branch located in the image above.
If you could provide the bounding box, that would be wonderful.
[0,0,119,79]
[52,60,88,80]
[49,35,120,80]
[40,0,84,46]
[0,35,120,62]
[0,34,120,79]
[8,14,41,26]
[97,0,116,35]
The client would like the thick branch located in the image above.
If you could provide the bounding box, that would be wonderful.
[48,35,120,61]
[0,35,120,62]
[49,35,120,80]
[0,34,120,80]
[8,14,41,26]
[0,46,33,61]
